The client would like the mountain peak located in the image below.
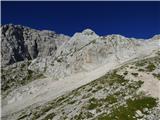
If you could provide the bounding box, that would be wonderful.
[82,28,96,35]
[71,28,99,40]
[151,34,160,40]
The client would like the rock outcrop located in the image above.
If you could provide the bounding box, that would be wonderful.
[1,24,70,67]
[28,29,159,79]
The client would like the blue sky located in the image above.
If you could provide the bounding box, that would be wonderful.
[1,1,160,39]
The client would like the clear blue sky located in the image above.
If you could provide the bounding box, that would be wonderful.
[1,1,160,39]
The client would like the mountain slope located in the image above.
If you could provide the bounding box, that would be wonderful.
[2,51,160,120]
[1,24,160,120]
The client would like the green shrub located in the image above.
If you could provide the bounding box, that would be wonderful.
[41,113,55,120]
[92,39,96,43]
[152,73,160,80]
[135,61,146,67]
[123,71,128,75]
[108,72,127,85]
[68,100,76,104]
[131,73,138,77]
[138,69,145,72]
[87,98,100,110]
[145,63,156,72]
[104,95,117,104]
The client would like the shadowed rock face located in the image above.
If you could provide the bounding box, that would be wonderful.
[1,24,70,67]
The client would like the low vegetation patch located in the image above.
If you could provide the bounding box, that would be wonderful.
[135,60,147,67]
[152,73,160,80]
[145,62,156,72]
[108,71,128,85]
[97,96,157,120]
[104,95,117,104]
[123,71,128,75]
[41,112,55,120]
[131,73,138,77]
[138,68,145,72]
[87,98,101,110]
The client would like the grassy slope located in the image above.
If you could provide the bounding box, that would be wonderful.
[6,51,160,120]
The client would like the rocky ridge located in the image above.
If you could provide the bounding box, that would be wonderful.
[29,29,159,79]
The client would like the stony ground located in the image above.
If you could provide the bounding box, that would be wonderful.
[2,51,160,120]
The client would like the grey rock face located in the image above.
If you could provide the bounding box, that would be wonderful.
[1,25,160,120]
[29,30,159,79]
[1,24,70,67]
[2,24,159,83]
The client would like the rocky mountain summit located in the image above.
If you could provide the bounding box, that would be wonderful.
[1,24,160,120]
[29,28,159,79]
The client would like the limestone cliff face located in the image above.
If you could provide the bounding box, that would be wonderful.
[1,24,70,67]
[28,29,160,79]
